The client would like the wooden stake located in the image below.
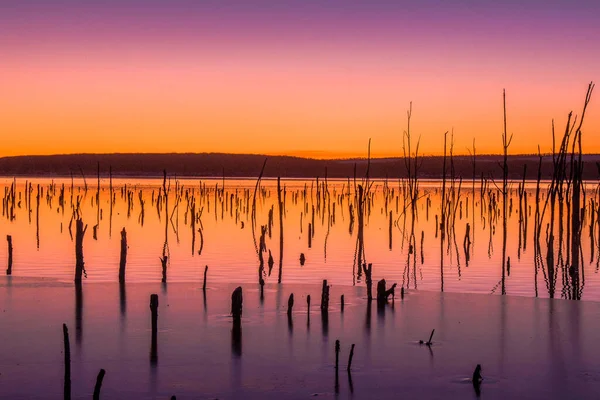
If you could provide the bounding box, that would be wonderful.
[388,211,393,250]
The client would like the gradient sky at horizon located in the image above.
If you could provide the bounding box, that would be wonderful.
[1,0,598,158]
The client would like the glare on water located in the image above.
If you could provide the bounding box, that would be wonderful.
[1,176,599,301]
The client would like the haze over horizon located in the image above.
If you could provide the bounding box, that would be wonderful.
[1,0,598,158]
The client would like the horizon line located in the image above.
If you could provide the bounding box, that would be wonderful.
[2,150,600,161]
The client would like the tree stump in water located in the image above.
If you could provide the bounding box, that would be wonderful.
[160,256,168,283]
[6,235,12,275]
[377,279,398,305]
[63,324,71,400]
[231,287,243,356]
[287,293,294,317]
[150,294,158,364]
[363,263,373,300]
[320,280,330,313]
[231,287,243,321]
[118,228,127,283]
[74,219,87,283]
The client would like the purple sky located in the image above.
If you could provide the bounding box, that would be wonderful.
[1,0,598,156]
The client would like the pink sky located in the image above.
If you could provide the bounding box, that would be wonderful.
[0,1,598,157]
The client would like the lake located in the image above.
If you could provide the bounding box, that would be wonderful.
[2,175,600,399]
[1,176,598,301]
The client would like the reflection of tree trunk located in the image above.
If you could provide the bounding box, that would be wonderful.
[190,199,195,256]
[6,235,12,275]
[440,132,447,292]
[119,281,126,316]
[597,198,600,270]
[502,197,507,296]
[277,177,284,283]
[94,162,100,241]
[357,186,364,268]
[501,89,512,296]
[523,188,528,252]
[409,218,417,289]
[388,211,392,250]
[533,244,540,297]
[75,281,83,344]
[36,185,40,249]
[590,198,596,264]
[571,161,582,300]
[109,167,113,238]
[533,150,546,296]
[258,226,266,295]
[161,170,170,287]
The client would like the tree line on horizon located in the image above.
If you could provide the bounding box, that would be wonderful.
[0,152,599,180]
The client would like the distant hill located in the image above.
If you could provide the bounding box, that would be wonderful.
[0,153,599,180]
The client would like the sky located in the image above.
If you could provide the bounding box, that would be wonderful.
[0,0,598,158]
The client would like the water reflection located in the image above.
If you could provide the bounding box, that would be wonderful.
[75,281,83,345]
[1,177,599,300]
[119,281,126,317]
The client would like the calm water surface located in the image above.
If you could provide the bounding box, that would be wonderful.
[1,177,599,301]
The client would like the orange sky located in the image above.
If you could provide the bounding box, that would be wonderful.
[1,2,598,158]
